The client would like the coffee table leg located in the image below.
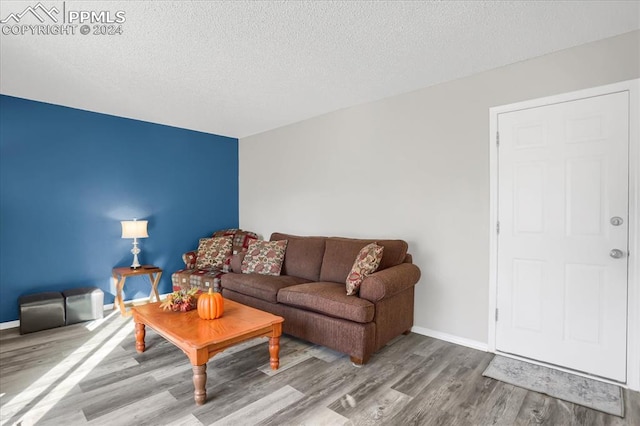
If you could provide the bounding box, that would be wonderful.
[269,335,280,370]
[135,323,146,353]
[193,364,207,405]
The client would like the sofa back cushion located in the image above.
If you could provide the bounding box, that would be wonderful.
[319,237,408,284]
[271,233,326,281]
[212,228,259,254]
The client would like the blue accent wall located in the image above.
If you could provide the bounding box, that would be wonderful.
[0,95,239,323]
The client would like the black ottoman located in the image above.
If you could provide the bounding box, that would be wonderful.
[63,287,104,325]
[19,292,65,334]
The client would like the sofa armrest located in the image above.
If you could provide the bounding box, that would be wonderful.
[359,263,421,302]
[182,251,198,269]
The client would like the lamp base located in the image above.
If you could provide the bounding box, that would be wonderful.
[130,239,142,269]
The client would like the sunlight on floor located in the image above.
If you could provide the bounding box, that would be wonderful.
[83,312,112,332]
[1,312,134,426]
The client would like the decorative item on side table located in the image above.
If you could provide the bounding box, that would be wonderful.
[197,288,224,320]
[160,287,198,312]
[121,218,149,269]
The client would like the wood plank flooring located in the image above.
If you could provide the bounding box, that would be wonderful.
[1,310,638,425]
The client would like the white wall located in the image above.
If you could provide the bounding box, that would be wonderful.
[239,30,640,346]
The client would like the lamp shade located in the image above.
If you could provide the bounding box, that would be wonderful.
[121,220,148,239]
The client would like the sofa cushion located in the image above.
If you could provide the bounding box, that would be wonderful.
[319,237,408,283]
[212,228,259,254]
[196,237,232,269]
[222,272,310,303]
[277,282,375,323]
[230,251,246,273]
[271,233,326,281]
[346,243,384,296]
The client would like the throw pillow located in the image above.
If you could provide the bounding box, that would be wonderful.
[241,240,288,276]
[346,243,384,296]
[196,236,233,269]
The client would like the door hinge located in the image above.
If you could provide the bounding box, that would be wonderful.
[495,308,499,321]
[496,221,500,234]
[496,131,500,146]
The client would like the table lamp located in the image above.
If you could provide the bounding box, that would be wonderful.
[121,219,149,269]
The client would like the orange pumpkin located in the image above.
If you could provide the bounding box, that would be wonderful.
[197,288,224,320]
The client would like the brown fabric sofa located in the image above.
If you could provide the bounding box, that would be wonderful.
[221,232,421,365]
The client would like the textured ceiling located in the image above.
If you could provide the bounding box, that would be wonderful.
[1,1,638,138]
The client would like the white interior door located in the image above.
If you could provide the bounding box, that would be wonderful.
[496,91,629,382]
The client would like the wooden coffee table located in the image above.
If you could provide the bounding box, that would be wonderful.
[132,299,284,405]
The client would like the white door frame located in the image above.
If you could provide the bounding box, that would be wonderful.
[488,79,640,390]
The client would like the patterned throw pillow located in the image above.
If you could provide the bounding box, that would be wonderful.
[241,240,288,276]
[196,237,233,269]
[346,243,384,296]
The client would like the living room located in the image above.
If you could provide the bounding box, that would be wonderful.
[1,1,639,424]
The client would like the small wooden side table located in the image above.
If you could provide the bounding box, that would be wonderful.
[112,265,162,316]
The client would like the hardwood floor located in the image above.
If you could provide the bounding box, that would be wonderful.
[1,310,638,425]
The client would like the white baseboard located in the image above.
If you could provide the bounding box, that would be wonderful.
[0,293,170,331]
[411,325,489,352]
[0,320,20,330]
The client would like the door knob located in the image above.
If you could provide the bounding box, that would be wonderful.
[610,249,624,259]
[610,216,624,226]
